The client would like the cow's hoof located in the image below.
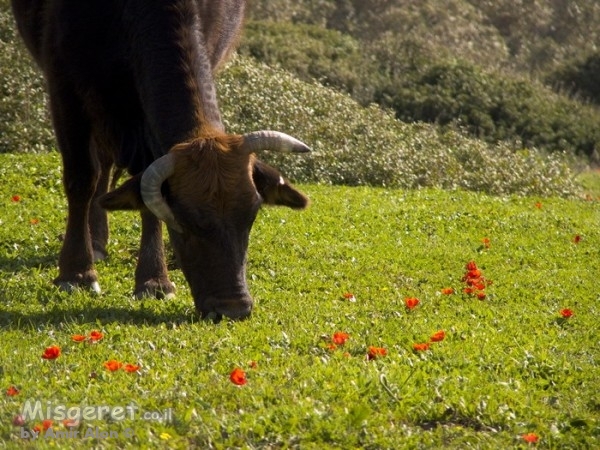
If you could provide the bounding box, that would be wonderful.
[55,280,102,294]
[202,311,222,323]
[93,249,108,262]
[134,280,176,300]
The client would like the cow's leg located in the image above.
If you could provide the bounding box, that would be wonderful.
[89,142,112,262]
[49,87,101,293]
[134,211,175,299]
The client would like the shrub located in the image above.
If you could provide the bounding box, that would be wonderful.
[240,20,600,161]
[549,52,600,105]
[0,1,581,197]
[239,21,375,104]
[218,56,579,197]
[0,1,55,153]
[379,61,600,160]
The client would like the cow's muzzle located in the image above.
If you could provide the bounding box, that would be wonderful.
[200,295,253,321]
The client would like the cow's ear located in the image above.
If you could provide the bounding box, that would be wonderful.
[252,160,308,209]
[99,174,145,211]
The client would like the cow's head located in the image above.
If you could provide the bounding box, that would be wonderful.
[100,130,309,320]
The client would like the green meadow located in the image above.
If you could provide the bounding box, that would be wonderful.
[1,152,598,448]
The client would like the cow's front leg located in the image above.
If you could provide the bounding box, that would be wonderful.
[134,211,175,299]
[50,89,100,293]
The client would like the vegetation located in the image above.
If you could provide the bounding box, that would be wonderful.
[3,0,600,168]
[0,0,586,197]
[1,2,600,447]
[239,17,600,160]
[1,152,599,448]
[219,56,580,197]
[0,2,53,154]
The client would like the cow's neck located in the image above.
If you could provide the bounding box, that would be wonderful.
[129,1,226,154]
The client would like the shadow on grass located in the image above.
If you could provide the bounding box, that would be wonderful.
[0,253,58,273]
[0,304,202,330]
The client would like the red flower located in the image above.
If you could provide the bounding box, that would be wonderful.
[441,287,454,295]
[230,368,247,386]
[11,195,21,203]
[343,292,356,302]
[103,360,123,371]
[332,332,350,345]
[560,308,573,318]
[41,345,61,360]
[30,218,39,225]
[405,297,420,310]
[6,386,19,396]
[412,343,430,352]
[462,260,489,299]
[534,202,542,209]
[33,419,53,432]
[123,363,140,373]
[522,432,539,443]
[367,346,387,360]
[430,330,445,342]
[63,418,79,428]
[466,269,481,279]
[573,235,581,244]
[71,334,86,342]
[89,330,104,342]
[482,237,490,248]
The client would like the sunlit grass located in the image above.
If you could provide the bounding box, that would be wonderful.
[1,153,599,448]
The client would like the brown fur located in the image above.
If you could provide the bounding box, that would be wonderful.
[169,133,256,213]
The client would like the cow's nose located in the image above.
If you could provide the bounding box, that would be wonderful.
[203,296,253,321]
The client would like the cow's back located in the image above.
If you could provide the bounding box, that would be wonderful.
[11,0,247,171]
[11,0,246,75]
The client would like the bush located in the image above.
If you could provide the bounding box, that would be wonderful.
[218,56,579,197]
[239,21,375,104]
[241,20,600,161]
[549,52,600,105]
[379,62,600,160]
[0,1,581,197]
[0,1,55,153]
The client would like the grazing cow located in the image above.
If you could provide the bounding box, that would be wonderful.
[10,0,310,320]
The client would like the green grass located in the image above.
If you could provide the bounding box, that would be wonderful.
[1,152,599,448]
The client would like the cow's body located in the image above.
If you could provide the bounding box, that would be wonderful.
[11,0,309,320]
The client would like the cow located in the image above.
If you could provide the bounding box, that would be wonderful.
[10,0,310,320]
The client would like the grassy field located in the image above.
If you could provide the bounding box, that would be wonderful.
[1,152,599,449]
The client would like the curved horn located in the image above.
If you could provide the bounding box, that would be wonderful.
[140,154,183,233]
[241,130,311,154]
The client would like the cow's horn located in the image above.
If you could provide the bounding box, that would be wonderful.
[241,130,311,154]
[140,154,183,233]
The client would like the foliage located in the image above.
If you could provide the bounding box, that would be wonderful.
[247,0,600,75]
[219,56,580,197]
[548,52,600,106]
[1,152,599,448]
[379,61,600,160]
[0,1,54,154]
[0,0,590,194]
[240,20,600,160]
[239,21,375,104]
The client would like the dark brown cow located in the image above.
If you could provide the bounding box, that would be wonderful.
[10,0,310,320]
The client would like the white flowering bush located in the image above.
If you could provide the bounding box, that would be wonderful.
[218,56,579,197]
